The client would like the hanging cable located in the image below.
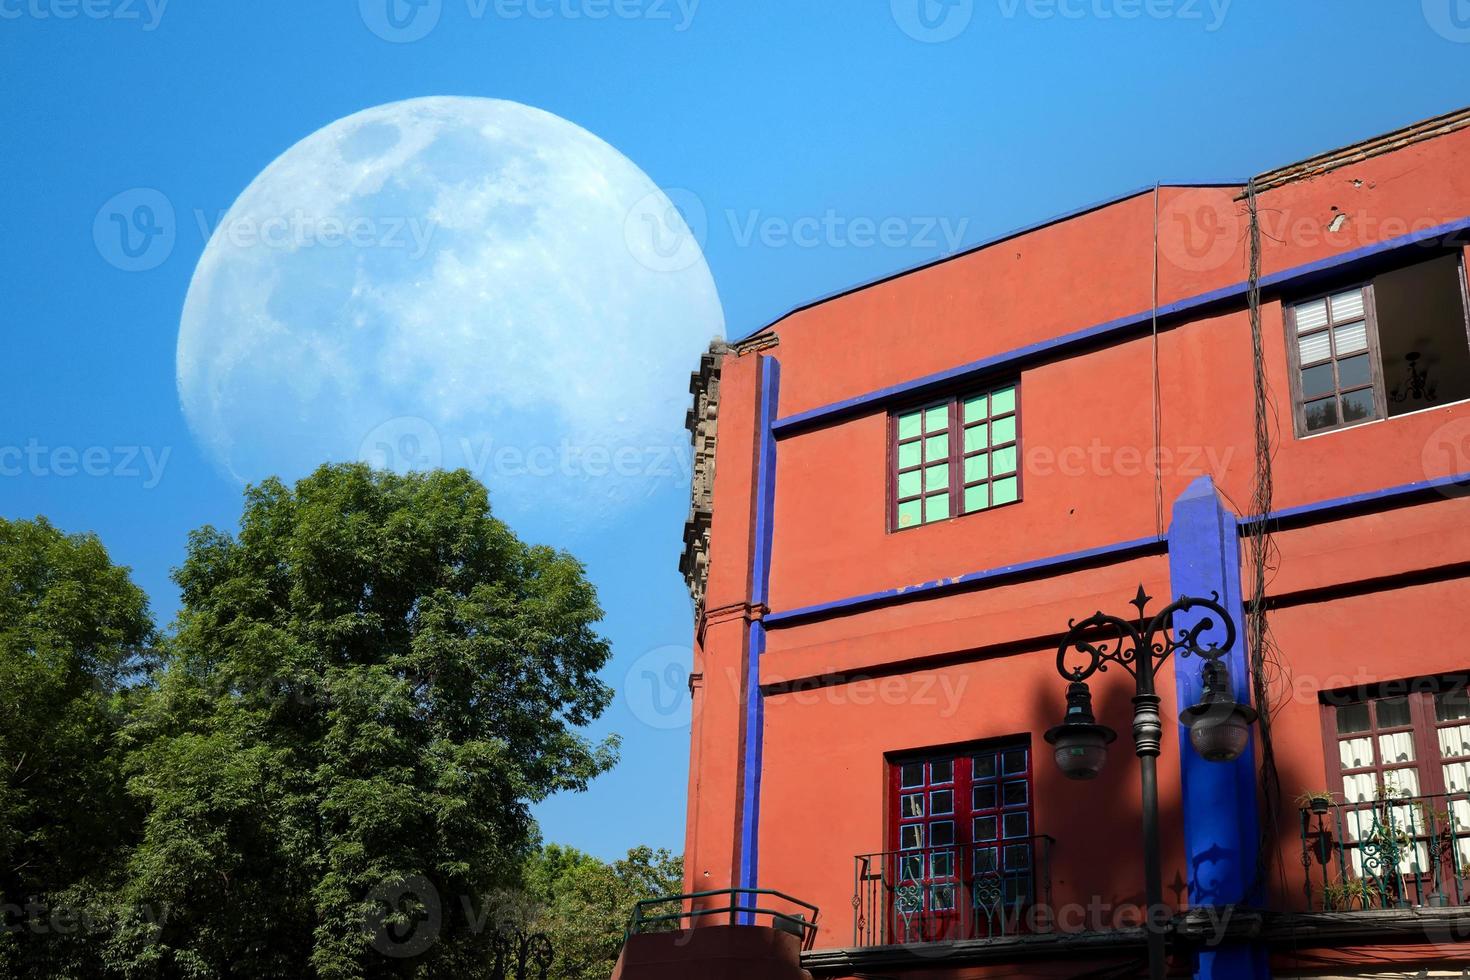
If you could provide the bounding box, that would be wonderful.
[1243,178,1286,897]
[1151,183,1165,540]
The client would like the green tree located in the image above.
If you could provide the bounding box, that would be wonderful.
[113,465,617,979]
[522,845,682,980]
[0,517,157,978]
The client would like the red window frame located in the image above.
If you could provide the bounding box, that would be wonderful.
[886,740,1036,942]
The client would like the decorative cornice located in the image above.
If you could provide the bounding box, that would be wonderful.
[679,339,728,623]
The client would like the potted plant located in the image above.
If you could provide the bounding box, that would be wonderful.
[1296,790,1338,816]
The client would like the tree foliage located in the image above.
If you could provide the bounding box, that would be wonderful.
[0,466,646,979]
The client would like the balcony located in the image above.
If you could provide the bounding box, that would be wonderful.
[1299,791,1470,910]
[852,835,1054,947]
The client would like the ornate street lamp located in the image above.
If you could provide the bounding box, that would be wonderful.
[1044,586,1254,980]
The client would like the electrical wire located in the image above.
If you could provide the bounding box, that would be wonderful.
[1243,179,1288,901]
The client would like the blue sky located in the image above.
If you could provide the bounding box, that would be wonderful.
[1,1,1467,861]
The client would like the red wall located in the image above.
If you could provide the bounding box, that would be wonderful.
[682,120,1470,966]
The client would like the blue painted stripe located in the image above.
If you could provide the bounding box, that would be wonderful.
[733,181,1249,347]
[771,217,1470,437]
[762,534,1165,628]
[761,469,1470,630]
[1241,470,1470,530]
[737,355,781,915]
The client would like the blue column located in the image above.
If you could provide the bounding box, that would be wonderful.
[1167,476,1270,980]
[737,354,780,922]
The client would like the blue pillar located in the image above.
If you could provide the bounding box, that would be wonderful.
[1167,476,1270,980]
[737,354,779,922]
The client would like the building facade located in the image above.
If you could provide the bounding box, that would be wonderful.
[677,107,1470,979]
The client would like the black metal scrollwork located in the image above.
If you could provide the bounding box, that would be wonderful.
[1056,586,1235,690]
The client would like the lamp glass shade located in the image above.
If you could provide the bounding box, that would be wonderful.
[1187,710,1252,762]
[1051,729,1109,780]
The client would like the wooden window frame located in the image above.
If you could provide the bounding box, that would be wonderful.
[1284,279,1387,438]
[1318,675,1470,800]
[1284,251,1470,438]
[887,381,1022,533]
[885,739,1035,942]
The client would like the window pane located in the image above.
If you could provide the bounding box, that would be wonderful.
[992,446,1017,476]
[1341,388,1376,423]
[898,412,923,440]
[991,416,1017,445]
[1382,767,1420,797]
[1338,353,1372,389]
[1004,843,1032,870]
[1377,696,1412,728]
[897,500,922,529]
[964,484,989,513]
[901,794,924,818]
[973,816,998,841]
[963,396,988,423]
[1304,396,1338,431]
[930,789,954,815]
[898,441,921,469]
[924,404,948,434]
[1443,760,1470,792]
[1439,725,1470,759]
[1330,289,1366,322]
[924,463,949,493]
[974,754,996,779]
[931,884,955,910]
[901,825,924,850]
[900,854,924,882]
[1436,689,1470,723]
[1299,329,1332,364]
[964,454,989,483]
[973,785,997,811]
[930,821,955,847]
[925,433,949,462]
[898,471,921,499]
[974,848,998,874]
[1003,781,1027,806]
[964,424,987,453]
[1336,702,1371,733]
[1295,299,1329,332]
[990,387,1016,415]
[1002,748,1027,774]
[1002,812,1029,838]
[1379,731,1415,764]
[924,493,949,524]
[992,477,1019,506]
[1301,362,1335,397]
[1339,735,1374,770]
[931,851,953,878]
[901,762,925,787]
[931,759,954,783]
[1334,321,1368,355]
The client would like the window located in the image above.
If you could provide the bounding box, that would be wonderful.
[1286,252,1470,436]
[891,383,1019,530]
[1319,678,1470,899]
[888,742,1034,942]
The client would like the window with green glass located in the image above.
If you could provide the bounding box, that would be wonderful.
[892,383,1020,530]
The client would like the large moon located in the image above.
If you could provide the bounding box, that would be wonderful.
[177,96,722,530]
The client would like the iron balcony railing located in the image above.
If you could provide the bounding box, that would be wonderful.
[1299,791,1470,910]
[853,835,1054,947]
[628,888,820,949]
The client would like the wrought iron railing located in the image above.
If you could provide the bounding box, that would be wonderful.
[853,835,1054,947]
[628,888,820,949]
[1299,791,1470,910]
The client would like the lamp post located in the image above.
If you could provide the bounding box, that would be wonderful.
[1044,586,1256,980]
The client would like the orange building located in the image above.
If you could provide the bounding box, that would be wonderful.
[668,106,1470,980]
